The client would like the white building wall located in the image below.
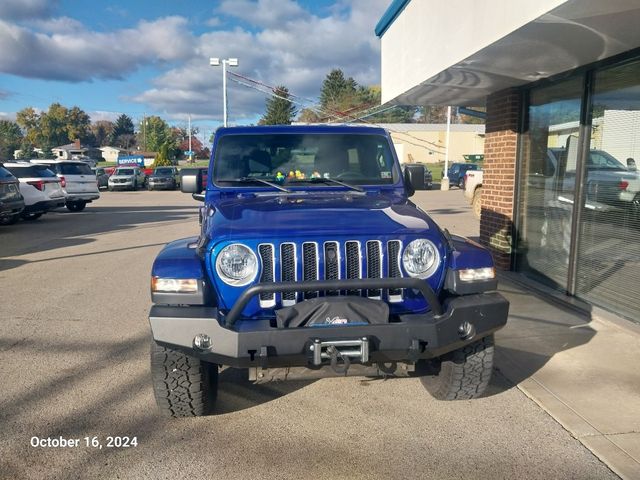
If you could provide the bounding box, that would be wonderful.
[380,0,567,104]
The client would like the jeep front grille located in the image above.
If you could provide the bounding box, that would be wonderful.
[256,239,404,308]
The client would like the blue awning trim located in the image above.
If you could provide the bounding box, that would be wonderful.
[374,0,411,37]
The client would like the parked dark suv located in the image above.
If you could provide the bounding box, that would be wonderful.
[0,164,25,225]
[447,162,480,189]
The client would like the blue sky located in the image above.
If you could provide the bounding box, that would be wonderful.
[0,0,390,137]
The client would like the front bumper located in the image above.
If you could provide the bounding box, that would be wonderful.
[148,179,175,189]
[149,291,509,368]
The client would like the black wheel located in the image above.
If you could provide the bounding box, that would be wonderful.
[420,335,494,400]
[150,340,218,417]
[66,201,86,212]
[0,213,20,225]
[22,212,43,221]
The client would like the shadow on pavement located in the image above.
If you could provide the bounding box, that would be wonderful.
[0,204,198,261]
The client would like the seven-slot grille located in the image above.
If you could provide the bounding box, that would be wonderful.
[257,240,404,307]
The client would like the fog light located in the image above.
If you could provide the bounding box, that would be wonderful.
[193,334,211,350]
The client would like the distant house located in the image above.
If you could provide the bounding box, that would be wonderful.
[52,140,87,160]
[99,146,130,163]
[13,147,44,159]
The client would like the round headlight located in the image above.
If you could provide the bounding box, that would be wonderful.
[402,239,440,278]
[215,243,258,286]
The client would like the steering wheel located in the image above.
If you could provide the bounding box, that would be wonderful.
[336,171,366,179]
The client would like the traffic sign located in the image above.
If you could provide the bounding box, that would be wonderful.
[184,150,194,156]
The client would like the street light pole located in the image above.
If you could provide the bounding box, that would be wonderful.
[441,105,452,191]
[210,57,239,127]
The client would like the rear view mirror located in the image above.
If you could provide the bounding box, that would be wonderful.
[403,168,415,197]
[180,168,205,193]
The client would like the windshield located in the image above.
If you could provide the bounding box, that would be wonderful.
[155,168,174,175]
[60,163,93,175]
[115,168,134,175]
[213,133,399,187]
[587,151,627,170]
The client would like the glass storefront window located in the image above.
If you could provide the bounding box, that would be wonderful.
[575,60,640,320]
[516,78,583,288]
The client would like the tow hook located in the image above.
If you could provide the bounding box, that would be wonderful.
[327,345,350,375]
[458,321,476,341]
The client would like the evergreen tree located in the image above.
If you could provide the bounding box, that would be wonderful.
[151,142,173,168]
[0,120,23,160]
[259,86,296,125]
[111,114,135,147]
[319,69,358,115]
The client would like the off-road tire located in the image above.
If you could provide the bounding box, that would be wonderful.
[472,186,482,219]
[66,201,86,212]
[420,335,494,400]
[150,340,218,417]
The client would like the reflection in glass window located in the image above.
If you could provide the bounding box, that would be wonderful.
[576,60,640,320]
[516,78,583,288]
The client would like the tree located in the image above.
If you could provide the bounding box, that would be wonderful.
[151,142,173,168]
[297,108,320,123]
[16,107,41,145]
[91,120,114,147]
[259,86,297,125]
[40,103,70,147]
[111,114,135,148]
[0,121,23,160]
[65,106,92,143]
[319,69,359,117]
[144,116,174,152]
[15,138,35,159]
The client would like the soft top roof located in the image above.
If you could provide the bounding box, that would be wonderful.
[216,124,389,137]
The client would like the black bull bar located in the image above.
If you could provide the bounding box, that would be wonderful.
[224,277,444,326]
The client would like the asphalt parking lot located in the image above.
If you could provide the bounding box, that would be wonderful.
[0,190,617,480]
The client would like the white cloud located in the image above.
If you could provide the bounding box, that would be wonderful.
[216,0,309,28]
[0,16,195,82]
[0,0,57,21]
[133,0,389,121]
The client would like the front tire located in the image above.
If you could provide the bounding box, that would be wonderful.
[420,335,494,400]
[150,340,218,417]
[0,213,20,225]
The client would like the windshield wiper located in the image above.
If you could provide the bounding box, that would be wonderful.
[291,177,364,192]
[225,177,291,192]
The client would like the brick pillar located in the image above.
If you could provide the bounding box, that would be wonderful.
[479,88,521,270]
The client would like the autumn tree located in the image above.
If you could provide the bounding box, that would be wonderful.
[91,120,114,147]
[259,86,297,125]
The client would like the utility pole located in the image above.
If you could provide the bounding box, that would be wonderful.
[210,58,239,127]
[188,114,192,163]
[441,106,452,191]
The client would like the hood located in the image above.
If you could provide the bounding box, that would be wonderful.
[204,191,441,242]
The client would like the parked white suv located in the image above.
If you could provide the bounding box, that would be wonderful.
[108,166,146,191]
[3,162,65,220]
[31,160,100,212]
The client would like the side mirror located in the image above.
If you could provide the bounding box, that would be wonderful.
[403,167,415,197]
[180,168,204,193]
[627,158,637,171]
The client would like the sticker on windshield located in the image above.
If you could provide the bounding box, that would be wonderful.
[380,171,392,179]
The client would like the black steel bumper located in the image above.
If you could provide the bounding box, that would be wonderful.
[149,291,509,368]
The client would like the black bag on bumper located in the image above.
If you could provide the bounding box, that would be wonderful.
[275,297,389,328]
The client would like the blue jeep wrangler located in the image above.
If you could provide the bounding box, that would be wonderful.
[149,125,508,417]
